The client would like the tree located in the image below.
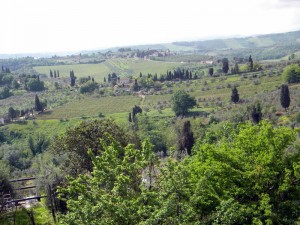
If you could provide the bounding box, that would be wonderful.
[70,70,76,86]
[58,138,157,225]
[171,90,196,116]
[132,105,142,120]
[179,121,194,156]
[0,87,11,99]
[231,86,239,103]
[8,107,16,119]
[26,78,45,91]
[189,122,300,224]
[248,55,253,72]
[209,68,214,76]
[50,119,131,176]
[282,64,300,83]
[79,80,98,94]
[251,102,262,124]
[222,58,229,74]
[128,112,132,122]
[35,94,43,111]
[234,63,239,74]
[280,84,290,111]
[132,79,139,92]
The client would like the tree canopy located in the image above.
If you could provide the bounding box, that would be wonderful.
[171,90,196,116]
[50,119,131,176]
[283,64,300,83]
[58,121,300,224]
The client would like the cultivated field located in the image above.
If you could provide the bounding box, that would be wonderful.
[33,59,182,82]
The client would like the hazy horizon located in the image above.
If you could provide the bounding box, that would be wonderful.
[1,0,300,55]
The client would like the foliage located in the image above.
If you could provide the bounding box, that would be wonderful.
[79,80,98,94]
[250,102,262,124]
[0,87,11,100]
[59,138,157,225]
[50,119,131,176]
[231,86,239,103]
[282,64,300,83]
[35,94,43,111]
[8,107,17,119]
[171,90,196,116]
[280,84,290,110]
[59,121,300,224]
[28,134,49,156]
[190,121,300,224]
[178,120,194,156]
[26,78,45,91]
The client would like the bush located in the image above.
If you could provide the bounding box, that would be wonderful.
[80,81,98,94]
[283,64,300,83]
[27,78,45,91]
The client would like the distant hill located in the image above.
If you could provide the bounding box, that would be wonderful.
[97,30,300,61]
[172,30,300,50]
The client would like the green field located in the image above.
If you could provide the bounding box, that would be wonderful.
[38,95,141,119]
[33,59,182,82]
[34,71,283,120]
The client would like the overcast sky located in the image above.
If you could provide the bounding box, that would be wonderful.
[0,0,300,54]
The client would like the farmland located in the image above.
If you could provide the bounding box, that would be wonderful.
[33,58,182,82]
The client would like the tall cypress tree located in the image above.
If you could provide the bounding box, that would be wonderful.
[251,102,262,124]
[209,68,214,76]
[180,120,194,156]
[280,84,290,111]
[222,58,229,74]
[249,55,253,72]
[35,94,43,111]
[231,86,239,103]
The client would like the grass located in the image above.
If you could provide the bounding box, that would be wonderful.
[38,95,141,119]
[34,63,111,82]
[0,204,54,225]
[33,58,182,82]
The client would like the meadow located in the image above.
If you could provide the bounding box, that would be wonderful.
[33,58,182,82]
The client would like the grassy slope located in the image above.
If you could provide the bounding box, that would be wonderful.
[38,95,141,119]
[33,59,182,82]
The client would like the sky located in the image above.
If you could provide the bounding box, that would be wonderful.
[0,0,300,54]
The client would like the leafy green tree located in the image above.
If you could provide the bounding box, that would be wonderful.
[26,78,45,91]
[79,80,98,94]
[231,86,239,103]
[280,84,290,111]
[51,119,131,176]
[171,90,196,116]
[28,134,49,156]
[0,87,11,99]
[58,138,157,225]
[283,64,300,83]
[190,121,300,224]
